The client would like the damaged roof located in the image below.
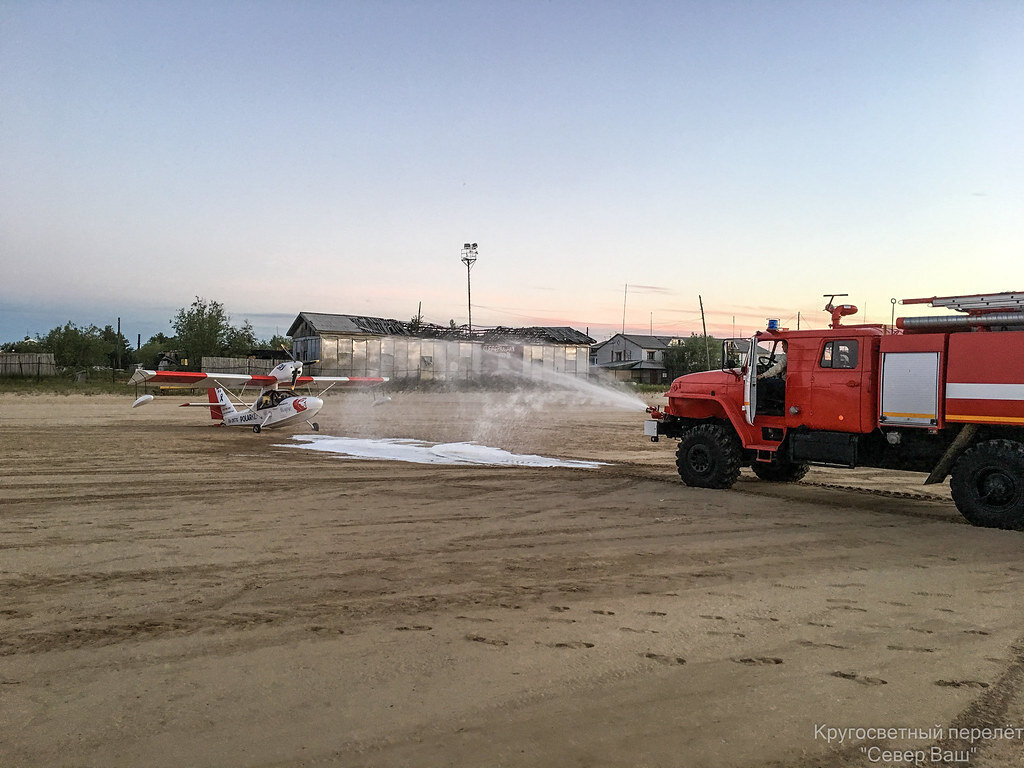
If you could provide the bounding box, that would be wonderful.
[288,313,594,345]
[287,313,414,337]
[480,326,594,345]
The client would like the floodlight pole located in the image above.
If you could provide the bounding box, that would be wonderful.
[461,242,478,333]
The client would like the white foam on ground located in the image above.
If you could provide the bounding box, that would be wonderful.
[279,435,605,468]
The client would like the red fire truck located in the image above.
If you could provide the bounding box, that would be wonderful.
[644,292,1024,530]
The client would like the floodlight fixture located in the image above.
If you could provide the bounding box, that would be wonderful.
[460,242,479,332]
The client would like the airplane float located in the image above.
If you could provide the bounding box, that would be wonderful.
[129,358,388,433]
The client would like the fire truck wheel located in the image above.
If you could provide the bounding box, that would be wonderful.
[750,460,810,483]
[950,439,1024,530]
[675,424,742,489]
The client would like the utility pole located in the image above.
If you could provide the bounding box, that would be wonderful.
[113,317,120,383]
[460,243,478,333]
[699,295,710,370]
[621,283,628,334]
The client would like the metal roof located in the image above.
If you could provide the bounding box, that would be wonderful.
[593,334,679,350]
[633,360,667,369]
[617,334,677,349]
[597,359,666,371]
[287,313,414,337]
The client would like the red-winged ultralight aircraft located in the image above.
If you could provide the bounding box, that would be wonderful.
[129,358,387,433]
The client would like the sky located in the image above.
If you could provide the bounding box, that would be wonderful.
[2,0,1022,346]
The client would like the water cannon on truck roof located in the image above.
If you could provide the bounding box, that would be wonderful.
[823,293,859,329]
[644,291,1024,530]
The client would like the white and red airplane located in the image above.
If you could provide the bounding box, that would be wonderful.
[129,359,387,433]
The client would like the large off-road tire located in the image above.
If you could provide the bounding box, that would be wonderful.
[750,460,810,483]
[950,439,1024,530]
[675,423,743,489]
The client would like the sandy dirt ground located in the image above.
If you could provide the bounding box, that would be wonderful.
[2,389,1023,768]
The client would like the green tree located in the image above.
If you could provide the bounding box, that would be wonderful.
[137,333,176,369]
[100,324,135,368]
[172,298,234,368]
[662,343,690,379]
[224,319,258,357]
[1,337,43,353]
[664,334,722,377]
[42,323,109,368]
[263,334,291,352]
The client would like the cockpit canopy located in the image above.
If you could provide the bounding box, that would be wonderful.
[257,389,300,410]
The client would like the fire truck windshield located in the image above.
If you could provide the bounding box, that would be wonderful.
[722,338,752,370]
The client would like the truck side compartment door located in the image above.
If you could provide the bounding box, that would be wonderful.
[879,352,940,427]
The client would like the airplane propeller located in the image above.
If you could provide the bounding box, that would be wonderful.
[279,344,319,387]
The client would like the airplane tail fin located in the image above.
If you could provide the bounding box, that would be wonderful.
[208,387,236,420]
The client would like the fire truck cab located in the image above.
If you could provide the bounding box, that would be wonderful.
[644,292,1024,530]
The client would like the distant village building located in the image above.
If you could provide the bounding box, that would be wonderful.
[286,312,594,381]
[591,333,682,384]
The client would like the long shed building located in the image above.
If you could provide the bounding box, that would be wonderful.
[287,313,594,381]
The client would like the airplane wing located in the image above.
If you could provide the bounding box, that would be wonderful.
[294,376,389,385]
[128,370,277,387]
[179,400,255,408]
[129,370,388,387]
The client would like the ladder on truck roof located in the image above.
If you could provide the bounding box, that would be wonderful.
[897,291,1024,332]
[901,292,1024,313]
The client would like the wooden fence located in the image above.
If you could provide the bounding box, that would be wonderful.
[0,353,57,377]
[200,356,290,375]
